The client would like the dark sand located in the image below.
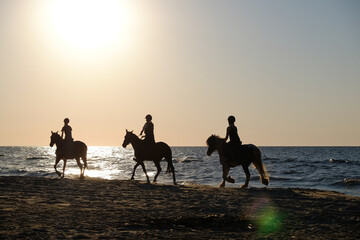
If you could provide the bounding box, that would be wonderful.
[0,176,359,239]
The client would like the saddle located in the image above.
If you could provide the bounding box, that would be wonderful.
[223,142,248,167]
[135,141,156,159]
[59,140,74,159]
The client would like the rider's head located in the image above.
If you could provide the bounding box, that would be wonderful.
[228,115,235,124]
[145,114,152,121]
[64,118,70,125]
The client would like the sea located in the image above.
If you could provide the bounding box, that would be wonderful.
[0,146,359,197]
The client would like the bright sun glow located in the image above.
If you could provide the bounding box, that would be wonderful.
[48,0,131,52]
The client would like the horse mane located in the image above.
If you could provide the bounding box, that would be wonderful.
[206,134,221,147]
[128,131,140,139]
[51,131,69,146]
[51,132,61,140]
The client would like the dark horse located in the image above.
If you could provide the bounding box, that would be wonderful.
[50,131,88,179]
[206,135,269,188]
[122,130,176,185]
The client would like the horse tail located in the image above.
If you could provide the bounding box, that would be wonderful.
[83,144,88,169]
[165,154,173,175]
[84,157,88,169]
[161,143,176,184]
[165,145,174,175]
[251,145,269,186]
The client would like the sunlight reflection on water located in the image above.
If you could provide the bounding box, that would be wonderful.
[0,146,359,196]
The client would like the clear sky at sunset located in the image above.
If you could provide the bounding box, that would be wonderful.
[0,0,359,146]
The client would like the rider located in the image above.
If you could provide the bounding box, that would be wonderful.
[60,118,73,158]
[224,115,242,164]
[140,114,155,145]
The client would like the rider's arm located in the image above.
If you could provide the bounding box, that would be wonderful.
[140,123,146,135]
[224,127,230,142]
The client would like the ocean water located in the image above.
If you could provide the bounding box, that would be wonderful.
[0,146,359,197]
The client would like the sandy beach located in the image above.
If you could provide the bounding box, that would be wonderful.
[0,176,359,239]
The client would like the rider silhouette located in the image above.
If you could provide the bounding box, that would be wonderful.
[134,114,155,160]
[224,115,242,164]
[140,114,155,145]
[60,118,73,158]
[61,118,73,142]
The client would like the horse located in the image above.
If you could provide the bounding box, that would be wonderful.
[206,135,269,188]
[122,130,176,185]
[49,131,88,179]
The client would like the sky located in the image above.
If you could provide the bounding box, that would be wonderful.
[0,0,359,146]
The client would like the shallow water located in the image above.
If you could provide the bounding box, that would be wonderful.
[0,146,359,197]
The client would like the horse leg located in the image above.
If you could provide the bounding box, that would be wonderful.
[241,165,251,188]
[220,165,230,188]
[54,157,62,177]
[131,162,140,180]
[61,159,67,179]
[140,162,150,184]
[82,155,88,176]
[153,160,162,183]
[76,157,84,179]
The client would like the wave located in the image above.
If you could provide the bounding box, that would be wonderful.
[0,169,56,178]
[329,158,350,164]
[281,170,298,175]
[266,176,293,181]
[26,157,49,160]
[293,163,312,167]
[343,178,360,185]
[181,180,200,186]
[332,178,360,187]
[263,157,279,161]
[174,157,202,163]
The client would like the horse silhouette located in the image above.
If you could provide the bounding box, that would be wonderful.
[206,135,269,188]
[122,130,176,185]
[50,131,88,179]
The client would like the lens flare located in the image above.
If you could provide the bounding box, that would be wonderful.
[256,205,283,233]
[246,195,285,235]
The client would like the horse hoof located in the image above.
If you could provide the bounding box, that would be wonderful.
[60,176,64,179]
[226,176,235,183]
[80,175,85,180]
[240,184,248,189]
[262,179,269,186]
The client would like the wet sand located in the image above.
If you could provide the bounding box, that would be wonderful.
[0,176,359,239]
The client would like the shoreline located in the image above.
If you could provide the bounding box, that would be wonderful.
[1,176,359,239]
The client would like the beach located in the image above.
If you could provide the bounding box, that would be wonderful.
[0,176,359,239]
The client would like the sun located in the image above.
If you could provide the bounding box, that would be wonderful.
[48,0,131,52]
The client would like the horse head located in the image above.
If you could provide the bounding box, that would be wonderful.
[206,135,222,156]
[122,129,136,148]
[50,131,61,147]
